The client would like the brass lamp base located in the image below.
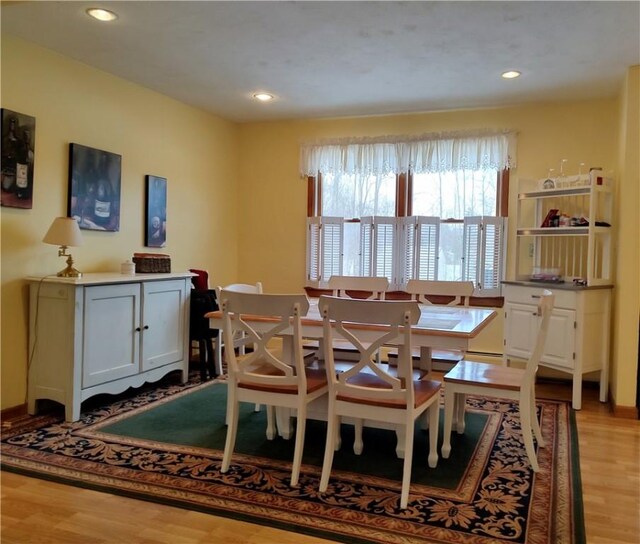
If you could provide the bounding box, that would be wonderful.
[57,252,82,278]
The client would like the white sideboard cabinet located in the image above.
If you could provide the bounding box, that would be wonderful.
[28,272,193,421]
[502,282,612,410]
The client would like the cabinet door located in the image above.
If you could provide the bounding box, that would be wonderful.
[504,302,537,360]
[141,280,186,371]
[83,284,141,388]
[541,308,576,370]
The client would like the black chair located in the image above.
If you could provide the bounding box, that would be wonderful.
[189,288,219,380]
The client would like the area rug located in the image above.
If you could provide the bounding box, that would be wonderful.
[1,374,584,544]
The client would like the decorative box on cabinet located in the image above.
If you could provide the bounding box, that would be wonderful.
[502,282,612,410]
[27,272,193,421]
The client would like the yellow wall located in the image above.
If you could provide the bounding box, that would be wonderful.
[237,102,621,364]
[612,66,640,408]
[2,36,637,412]
[1,37,240,410]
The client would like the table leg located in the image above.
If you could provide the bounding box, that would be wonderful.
[442,387,455,458]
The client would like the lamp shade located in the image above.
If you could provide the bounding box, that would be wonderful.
[43,217,84,247]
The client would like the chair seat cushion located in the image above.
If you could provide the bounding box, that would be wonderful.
[337,377,441,409]
[444,360,524,391]
[238,366,327,394]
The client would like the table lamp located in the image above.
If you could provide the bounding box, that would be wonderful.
[43,217,84,277]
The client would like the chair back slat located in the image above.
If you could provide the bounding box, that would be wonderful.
[406,279,474,306]
[319,295,420,404]
[524,289,555,385]
[327,275,389,300]
[220,290,309,389]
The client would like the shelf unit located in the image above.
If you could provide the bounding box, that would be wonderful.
[514,170,613,286]
[504,169,614,410]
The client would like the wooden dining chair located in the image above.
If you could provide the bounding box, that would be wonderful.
[318,295,441,509]
[441,290,554,472]
[214,282,263,367]
[402,279,475,372]
[313,275,390,364]
[215,282,265,418]
[188,269,219,379]
[219,290,328,487]
[327,275,389,300]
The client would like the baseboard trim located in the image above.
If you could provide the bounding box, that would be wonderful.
[610,402,639,419]
[1,403,28,426]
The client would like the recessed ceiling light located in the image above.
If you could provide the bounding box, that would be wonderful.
[501,70,521,79]
[86,8,118,22]
[253,93,274,102]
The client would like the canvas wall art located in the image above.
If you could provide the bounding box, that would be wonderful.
[68,143,121,231]
[145,175,167,247]
[1,109,36,209]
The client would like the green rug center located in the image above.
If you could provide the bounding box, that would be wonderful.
[101,383,486,488]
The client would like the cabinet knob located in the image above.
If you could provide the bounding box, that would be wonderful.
[531,295,541,299]
[143,325,149,330]
[135,327,141,332]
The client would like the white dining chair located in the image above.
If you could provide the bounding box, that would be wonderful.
[314,275,390,364]
[441,290,554,472]
[327,275,389,300]
[317,295,441,509]
[402,279,475,373]
[219,290,328,487]
[215,282,264,418]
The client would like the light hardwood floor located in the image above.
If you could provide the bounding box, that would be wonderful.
[1,381,638,544]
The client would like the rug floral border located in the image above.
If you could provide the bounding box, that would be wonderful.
[1,376,584,544]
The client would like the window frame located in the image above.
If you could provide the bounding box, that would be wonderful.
[306,169,509,295]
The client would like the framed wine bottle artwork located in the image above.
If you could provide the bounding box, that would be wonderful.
[144,175,167,248]
[1,108,36,209]
[67,143,121,231]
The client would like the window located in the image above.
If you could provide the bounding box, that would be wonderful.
[303,131,514,296]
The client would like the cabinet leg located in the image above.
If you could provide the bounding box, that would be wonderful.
[599,369,608,403]
[572,375,583,410]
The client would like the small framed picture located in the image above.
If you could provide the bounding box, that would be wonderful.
[1,109,36,209]
[68,143,122,231]
[145,175,167,247]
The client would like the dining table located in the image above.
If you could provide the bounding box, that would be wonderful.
[206,297,496,457]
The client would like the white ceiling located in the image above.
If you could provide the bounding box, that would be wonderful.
[2,1,639,123]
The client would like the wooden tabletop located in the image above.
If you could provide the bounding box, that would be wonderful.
[207,298,496,339]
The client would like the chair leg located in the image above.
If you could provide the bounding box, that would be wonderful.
[519,393,540,472]
[320,409,339,492]
[266,405,276,440]
[221,395,239,473]
[198,339,208,381]
[290,403,307,487]
[530,388,545,447]
[455,393,466,434]
[400,417,414,509]
[427,403,439,468]
[205,338,216,379]
[353,418,363,455]
[442,386,455,458]
[214,338,223,377]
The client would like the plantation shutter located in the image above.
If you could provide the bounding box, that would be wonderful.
[360,217,374,277]
[306,217,344,286]
[359,217,397,286]
[415,217,440,281]
[374,218,396,281]
[306,217,321,284]
[398,216,416,288]
[462,216,506,296]
[479,216,506,296]
[462,217,481,288]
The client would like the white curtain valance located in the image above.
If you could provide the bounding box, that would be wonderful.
[300,129,517,177]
